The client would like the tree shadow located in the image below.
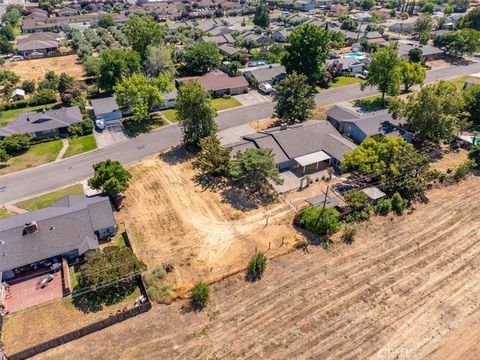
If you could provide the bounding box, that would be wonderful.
[159,146,194,165]
[71,280,138,314]
[124,115,166,138]
[220,183,277,211]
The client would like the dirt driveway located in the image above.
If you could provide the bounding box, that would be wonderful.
[34,176,480,360]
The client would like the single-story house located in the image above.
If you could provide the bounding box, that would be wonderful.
[237,32,273,47]
[0,106,83,140]
[55,7,78,17]
[176,72,249,97]
[219,43,243,57]
[15,32,60,57]
[329,3,349,17]
[227,121,357,174]
[327,57,369,75]
[198,33,235,45]
[158,87,178,110]
[298,0,316,12]
[0,194,115,281]
[380,40,445,61]
[327,104,413,144]
[90,96,122,122]
[10,89,26,101]
[241,64,286,86]
[271,29,289,42]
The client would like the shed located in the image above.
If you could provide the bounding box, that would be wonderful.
[361,186,386,202]
[306,194,339,208]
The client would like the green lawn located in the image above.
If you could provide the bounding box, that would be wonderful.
[64,134,97,158]
[0,208,13,218]
[320,76,364,91]
[123,114,166,136]
[211,97,242,111]
[160,97,241,123]
[161,109,178,122]
[353,95,387,112]
[447,76,468,89]
[0,140,63,175]
[0,102,61,127]
[15,184,84,211]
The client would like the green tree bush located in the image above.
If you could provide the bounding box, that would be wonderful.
[88,160,132,197]
[190,282,210,310]
[298,206,340,236]
[247,252,267,281]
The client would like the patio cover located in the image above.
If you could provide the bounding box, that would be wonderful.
[294,150,331,167]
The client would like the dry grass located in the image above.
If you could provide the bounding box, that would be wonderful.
[4,55,85,82]
[2,290,140,355]
[115,150,301,293]
[33,176,480,360]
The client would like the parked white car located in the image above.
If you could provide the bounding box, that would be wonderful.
[259,83,274,94]
[11,55,24,61]
[95,118,106,131]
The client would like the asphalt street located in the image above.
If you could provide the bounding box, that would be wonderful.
[2,61,480,203]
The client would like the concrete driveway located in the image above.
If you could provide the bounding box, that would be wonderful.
[94,121,128,148]
[235,90,271,107]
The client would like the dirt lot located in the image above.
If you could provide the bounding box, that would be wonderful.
[4,55,85,82]
[2,289,140,355]
[115,150,302,293]
[33,175,480,360]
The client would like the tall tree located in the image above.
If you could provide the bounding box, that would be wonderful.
[404,81,464,143]
[282,24,330,85]
[253,3,270,28]
[0,70,19,89]
[464,84,480,122]
[399,61,426,91]
[460,6,480,30]
[183,42,221,75]
[194,134,231,176]
[229,148,283,193]
[433,29,480,58]
[176,81,217,149]
[273,72,315,125]
[114,73,170,122]
[98,14,115,29]
[88,160,132,197]
[123,15,164,60]
[144,46,174,77]
[98,48,141,92]
[361,43,401,101]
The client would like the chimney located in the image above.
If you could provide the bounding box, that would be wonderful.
[26,117,30,122]
[42,109,46,114]
[280,123,288,130]
[23,221,39,235]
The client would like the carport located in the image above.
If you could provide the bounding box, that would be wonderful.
[294,150,331,174]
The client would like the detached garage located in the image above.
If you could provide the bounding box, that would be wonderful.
[91,96,122,122]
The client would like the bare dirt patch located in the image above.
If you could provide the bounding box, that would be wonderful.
[4,55,85,82]
[431,148,469,172]
[33,175,480,360]
[2,290,140,355]
[115,150,302,293]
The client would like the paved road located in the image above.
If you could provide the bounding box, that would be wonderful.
[2,62,480,203]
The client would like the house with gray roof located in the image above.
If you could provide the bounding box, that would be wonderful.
[241,64,286,86]
[15,32,60,57]
[226,121,356,174]
[327,104,413,144]
[379,39,444,60]
[0,195,115,280]
[91,96,122,122]
[0,106,83,140]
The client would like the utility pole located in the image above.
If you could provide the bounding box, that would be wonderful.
[322,185,330,210]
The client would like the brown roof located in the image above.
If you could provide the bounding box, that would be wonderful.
[176,72,248,92]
